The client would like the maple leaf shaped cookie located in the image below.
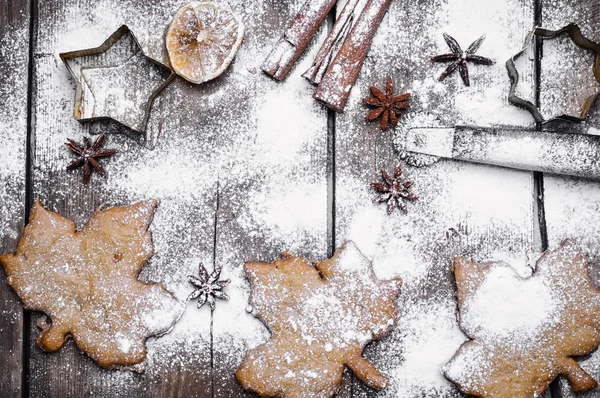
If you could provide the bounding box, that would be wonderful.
[236,241,402,397]
[0,200,181,370]
[444,239,600,397]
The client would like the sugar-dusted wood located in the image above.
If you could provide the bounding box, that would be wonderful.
[27,0,220,396]
[0,0,30,397]
[333,0,540,396]
[210,0,334,396]
[539,1,600,397]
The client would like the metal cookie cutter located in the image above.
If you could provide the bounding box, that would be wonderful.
[60,25,175,134]
[507,23,600,124]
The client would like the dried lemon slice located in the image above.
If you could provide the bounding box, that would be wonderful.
[166,2,245,84]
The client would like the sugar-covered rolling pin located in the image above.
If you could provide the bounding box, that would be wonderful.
[403,126,600,179]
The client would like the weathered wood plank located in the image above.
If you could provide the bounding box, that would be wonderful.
[333,0,538,396]
[0,0,30,396]
[210,0,332,396]
[539,1,600,397]
[28,0,219,396]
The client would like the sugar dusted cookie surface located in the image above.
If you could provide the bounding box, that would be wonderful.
[236,241,402,397]
[0,200,182,370]
[444,239,600,397]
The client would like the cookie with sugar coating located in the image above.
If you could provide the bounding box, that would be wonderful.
[0,200,182,371]
[444,239,600,397]
[236,241,402,397]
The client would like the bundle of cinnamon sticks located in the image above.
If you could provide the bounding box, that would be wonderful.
[262,0,393,112]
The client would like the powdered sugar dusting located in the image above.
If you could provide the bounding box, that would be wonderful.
[544,178,600,258]
[539,33,597,122]
[231,79,328,253]
[459,263,557,339]
[146,300,211,368]
[0,23,28,242]
[345,206,423,285]
[383,298,467,397]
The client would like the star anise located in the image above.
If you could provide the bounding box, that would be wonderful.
[431,33,495,86]
[65,133,116,184]
[371,166,418,215]
[363,77,410,131]
[188,263,230,311]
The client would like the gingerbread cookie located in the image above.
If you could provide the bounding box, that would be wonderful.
[0,200,181,370]
[444,239,600,397]
[236,241,402,397]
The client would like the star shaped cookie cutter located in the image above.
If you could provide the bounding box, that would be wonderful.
[60,25,175,134]
[507,23,600,123]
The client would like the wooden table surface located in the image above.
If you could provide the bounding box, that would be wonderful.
[1,0,600,397]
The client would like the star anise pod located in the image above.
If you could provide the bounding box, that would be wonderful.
[188,263,230,311]
[65,133,116,184]
[431,33,495,86]
[363,77,410,131]
[371,166,418,215]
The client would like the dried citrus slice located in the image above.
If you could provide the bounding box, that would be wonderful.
[166,2,244,84]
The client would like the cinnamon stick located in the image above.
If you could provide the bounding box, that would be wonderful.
[313,0,392,112]
[261,0,337,81]
[303,0,365,85]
